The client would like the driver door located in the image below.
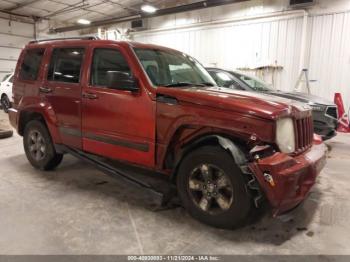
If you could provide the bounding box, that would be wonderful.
[81,44,156,168]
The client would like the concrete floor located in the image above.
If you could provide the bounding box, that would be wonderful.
[1,110,350,255]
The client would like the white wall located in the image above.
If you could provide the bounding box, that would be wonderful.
[133,13,305,93]
[0,18,34,80]
[307,12,350,110]
[127,0,350,108]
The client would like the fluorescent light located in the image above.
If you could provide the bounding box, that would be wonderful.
[141,4,157,13]
[77,19,91,25]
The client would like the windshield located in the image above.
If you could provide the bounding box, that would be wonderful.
[2,74,11,82]
[231,72,272,91]
[134,48,216,87]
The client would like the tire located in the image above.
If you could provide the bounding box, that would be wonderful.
[1,94,11,113]
[0,129,13,139]
[176,146,254,229]
[23,120,63,170]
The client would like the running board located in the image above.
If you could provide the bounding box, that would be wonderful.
[59,145,178,208]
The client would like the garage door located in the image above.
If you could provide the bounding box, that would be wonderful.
[0,18,34,80]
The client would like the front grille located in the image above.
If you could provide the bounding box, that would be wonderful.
[294,116,313,153]
[326,106,338,119]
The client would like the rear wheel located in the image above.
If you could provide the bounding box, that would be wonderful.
[1,94,11,113]
[23,120,63,170]
[177,146,254,229]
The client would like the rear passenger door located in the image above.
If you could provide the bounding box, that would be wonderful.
[43,47,85,149]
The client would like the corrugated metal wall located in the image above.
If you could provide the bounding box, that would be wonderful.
[132,16,304,92]
[0,18,34,80]
[308,12,350,109]
[132,11,350,108]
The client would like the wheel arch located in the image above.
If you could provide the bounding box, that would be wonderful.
[18,111,46,136]
[169,133,249,182]
[17,108,62,144]
[1,93,9,102]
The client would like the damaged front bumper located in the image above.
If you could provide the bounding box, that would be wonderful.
[249,143,327,215]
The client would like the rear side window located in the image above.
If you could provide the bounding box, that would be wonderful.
[19,49,45,81]
[48,48,84,83]
[91,48,131,87]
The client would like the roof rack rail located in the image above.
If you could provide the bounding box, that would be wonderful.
[29,36,100,44]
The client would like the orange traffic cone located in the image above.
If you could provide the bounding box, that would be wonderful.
[334,93,350,133]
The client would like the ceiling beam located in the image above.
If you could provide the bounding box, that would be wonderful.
[4,0,43,12]
[43,2,89,18]
[0,9,40,23]
[45,0,108,18]
[106,0,140,13]
[61,0,140,24]
[52,0,249,33]
[43,0,120,19]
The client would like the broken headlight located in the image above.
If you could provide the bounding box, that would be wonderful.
[276,118,295,154]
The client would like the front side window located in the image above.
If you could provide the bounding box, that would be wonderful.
[91,48,131,87]
[47,48,84,83]
[19,49,45,81]
[134,48,215,88]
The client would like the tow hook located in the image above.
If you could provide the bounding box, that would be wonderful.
[263,172,275,187]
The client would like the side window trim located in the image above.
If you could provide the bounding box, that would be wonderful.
[47,47,85,84]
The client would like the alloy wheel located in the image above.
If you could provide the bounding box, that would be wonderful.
[188,163,234,215]
[28,130,46,161]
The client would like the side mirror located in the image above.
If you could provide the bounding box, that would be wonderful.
[106,71,139,92]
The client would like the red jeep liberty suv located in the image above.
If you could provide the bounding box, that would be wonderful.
[8,37,327,229]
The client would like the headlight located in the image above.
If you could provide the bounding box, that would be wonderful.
[276,118,295,153]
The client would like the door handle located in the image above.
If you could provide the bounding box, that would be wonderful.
[39,87,53,93]
[82,92,98,99]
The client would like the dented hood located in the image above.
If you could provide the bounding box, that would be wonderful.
[156,86,311,120]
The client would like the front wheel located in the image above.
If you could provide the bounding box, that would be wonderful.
[23,120,63,170]
[176,146,254,229]
[1,94,11,113]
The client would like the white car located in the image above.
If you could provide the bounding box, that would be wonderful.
[0,73,14,113]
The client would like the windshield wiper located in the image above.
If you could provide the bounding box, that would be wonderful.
[200,82,215,87]
[164,82,204,87]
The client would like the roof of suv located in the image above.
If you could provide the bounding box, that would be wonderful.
[26,38,180,53]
